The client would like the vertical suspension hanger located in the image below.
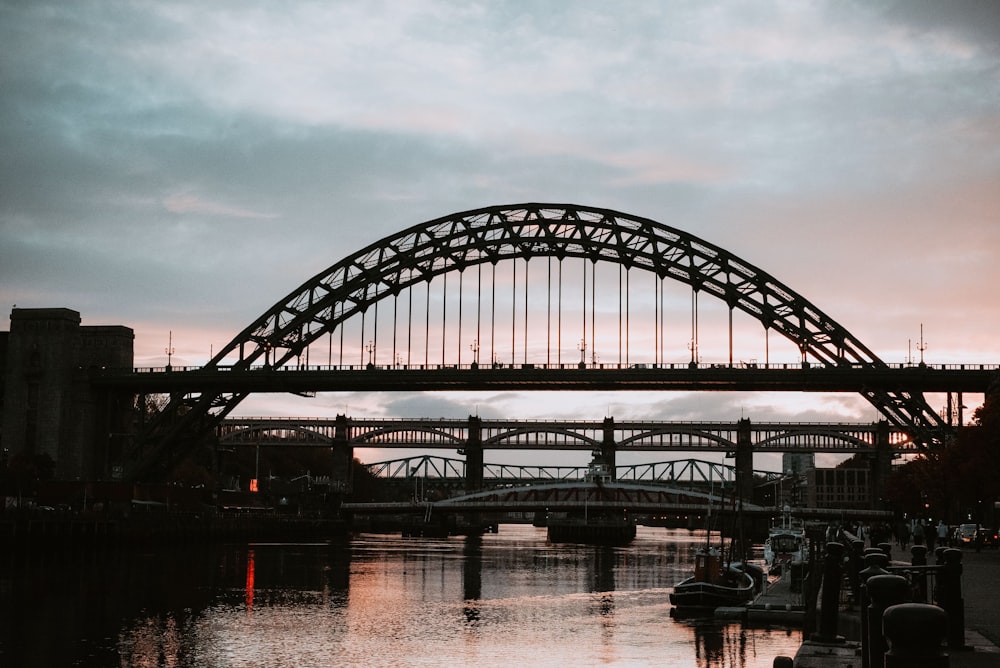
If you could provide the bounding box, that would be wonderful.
[557,257,563,366]
[441,271,447,365]
[457,268,464,366]
[524,256,529,365]
[511,256,517,365]
[590,258,596,365]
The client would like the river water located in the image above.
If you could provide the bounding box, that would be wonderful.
[1,525,801,667]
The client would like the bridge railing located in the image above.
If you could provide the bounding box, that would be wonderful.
[123,361,1000,374]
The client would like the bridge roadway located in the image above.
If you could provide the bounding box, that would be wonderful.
[339,480,894,522]
[218,415,916,453]
[92,361,998,394]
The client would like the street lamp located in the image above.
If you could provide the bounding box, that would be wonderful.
[165,331,175,371]
[916,323,928,367]
[687,339,699,368]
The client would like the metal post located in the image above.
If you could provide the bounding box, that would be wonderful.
[939,548,967,650]
[911,544,928,602]
[859,551,889,668]
[866,574,911,668]
[812,541,846,643]
[883,603,949,667]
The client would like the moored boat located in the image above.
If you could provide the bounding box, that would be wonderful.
[763,506,807,575]
[669,546,757,609]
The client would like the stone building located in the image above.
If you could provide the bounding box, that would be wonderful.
[1,308,134,480]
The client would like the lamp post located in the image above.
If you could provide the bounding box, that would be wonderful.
[165,331,175,371]
[469,339,479,368]
[916,323,928,367]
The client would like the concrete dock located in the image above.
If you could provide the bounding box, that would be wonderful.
[783,542,1000,667]
[746,567,806,625]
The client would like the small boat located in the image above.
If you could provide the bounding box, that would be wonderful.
[763,506,807,575]
[670,546,758,609]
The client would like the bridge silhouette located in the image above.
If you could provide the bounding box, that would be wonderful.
[216,416,919,453]
[103,203,997,481]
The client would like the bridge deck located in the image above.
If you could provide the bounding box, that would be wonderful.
[93,363,997,393]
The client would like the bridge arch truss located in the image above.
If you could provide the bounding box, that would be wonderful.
[141,204,948,479]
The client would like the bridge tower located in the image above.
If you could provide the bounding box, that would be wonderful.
[331,414,353,494]
[460,415,484,493]
[734,418,754,503]
[870,420,892,511]
[1,308,133,480]
[600,417,617,480]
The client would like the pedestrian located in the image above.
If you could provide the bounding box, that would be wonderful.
[926,521,937,551]
[936,520,949,548]
[913,520,925,545]
[896,521,910,549]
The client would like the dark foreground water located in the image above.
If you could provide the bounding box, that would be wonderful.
[1,525,801,667]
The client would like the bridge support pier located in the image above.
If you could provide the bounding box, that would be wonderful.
[600,417,617,479]
[870,421,891,511]
[331,414,353,495]
[734,418,754,503]
[462,416,484,494]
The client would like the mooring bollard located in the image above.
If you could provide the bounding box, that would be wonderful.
[859,551,889,668]
[878,541,893,560]
[812,541,846,643]
[866,573,910,668]
[849,538,864,607]
[883,602,949,667]
[939,548,967,650]
[772,656,794,668]
[911,544,928,602]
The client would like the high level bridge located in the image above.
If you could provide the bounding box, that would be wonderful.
[88,203,997,482]
[216,415,907,504]
[217,415,917,453]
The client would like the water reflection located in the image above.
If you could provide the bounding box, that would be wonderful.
[1,527,800,667]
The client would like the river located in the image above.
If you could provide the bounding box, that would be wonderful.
[1,525,801,667]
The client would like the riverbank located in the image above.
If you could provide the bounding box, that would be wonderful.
[787,541,1000,667]
[0,511,348,546]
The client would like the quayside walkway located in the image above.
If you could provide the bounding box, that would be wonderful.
[786,541,999,668]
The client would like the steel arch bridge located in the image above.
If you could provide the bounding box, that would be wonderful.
[358,455,783,487]
[137,203,949,478]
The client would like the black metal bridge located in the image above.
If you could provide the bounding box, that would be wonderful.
[217,416,919,453]
[102,203,997,480]
[97,360,997,394]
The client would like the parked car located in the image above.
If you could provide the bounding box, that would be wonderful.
[957,523,978,545]
[976,527,999,549]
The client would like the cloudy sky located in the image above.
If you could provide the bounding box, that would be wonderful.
[2,1,998,467]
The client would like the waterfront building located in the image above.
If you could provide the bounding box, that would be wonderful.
[0,308,134,481]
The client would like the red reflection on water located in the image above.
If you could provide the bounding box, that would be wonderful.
[245,548,255,612]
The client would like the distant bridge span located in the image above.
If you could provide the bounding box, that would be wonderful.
[340,479,893,522]
[218,416,917,454]
[127,203,988,479]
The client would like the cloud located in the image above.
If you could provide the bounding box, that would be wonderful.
[2,1,997,473]
[161,192,278,219]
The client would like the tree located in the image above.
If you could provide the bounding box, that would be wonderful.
[885,385,1000,522]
